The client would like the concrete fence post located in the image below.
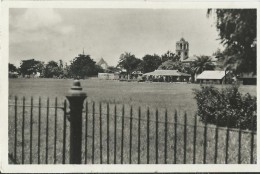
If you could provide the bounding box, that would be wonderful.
[66,80,86,164]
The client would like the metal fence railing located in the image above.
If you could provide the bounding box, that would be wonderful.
[8,81,257,164]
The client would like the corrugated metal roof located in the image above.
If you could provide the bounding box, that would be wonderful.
[143,70,190,77]
[196,70,227,80]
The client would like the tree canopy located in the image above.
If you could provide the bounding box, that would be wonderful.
[43,61,63,78]
[141,54,162,73]
[161,51,180,62]
[117,52,142,74]
[69,54,103,79]
[19,59,44,76]
[191,56,215,75]
[208,9,256,74]
[9,63,17,73]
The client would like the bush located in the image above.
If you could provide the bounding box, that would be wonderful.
[193,85,256,131]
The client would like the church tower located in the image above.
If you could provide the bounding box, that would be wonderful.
[176,38,189,61]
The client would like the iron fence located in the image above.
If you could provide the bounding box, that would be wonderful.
[8,95,256,164]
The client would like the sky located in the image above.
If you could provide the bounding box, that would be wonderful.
[9,8,223,67]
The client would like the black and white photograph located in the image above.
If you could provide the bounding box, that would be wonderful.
[1,0,259,172]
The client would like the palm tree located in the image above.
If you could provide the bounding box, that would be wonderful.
[191,55,215,82]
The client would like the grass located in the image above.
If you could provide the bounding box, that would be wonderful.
[8,78,257,164]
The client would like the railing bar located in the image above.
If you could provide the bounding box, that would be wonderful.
[174,110,177,164]
[8,104,64,109]
[62,100,67,164]
[214,114,219,164]
[54,97,57,164]
[38,97,41,164]
[147,107,150,164]
[250,114,255,164]
[155,109,158,164]
[225,113,230,164]
[193,114,197,164]
[106,103,110,164]
[85,102,88,164]
[99,102,103,164]
[92,102,95,164]
[183,112,187,164]
[114,104,117,164]
[121,105,125,164]
[238,115,242,164]
[14,96,17,162]
[137,107,141,164]
[203,113,208,164]
[129,105,133,164]
[164,109,168,164]
[29,97,33,164]
[45,98,49,164]
[22,97,25,164]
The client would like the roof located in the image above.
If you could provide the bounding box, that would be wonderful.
[238,72,257,79]
[196,70,228,80]
[143,70,191,77]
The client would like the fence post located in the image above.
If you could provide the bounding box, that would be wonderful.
[66,80,87,164]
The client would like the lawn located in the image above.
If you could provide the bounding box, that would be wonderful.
[8,78,257,164]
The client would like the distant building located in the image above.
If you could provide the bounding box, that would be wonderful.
[196,70,233,84]
[97,58,109,70]
[176,38,189,61]
[237,72,256,85]
[98,73,119,80]
[143,70,191,82]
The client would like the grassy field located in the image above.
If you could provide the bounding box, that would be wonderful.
[8,78,257,164]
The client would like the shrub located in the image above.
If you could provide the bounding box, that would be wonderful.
[193,85,256,131]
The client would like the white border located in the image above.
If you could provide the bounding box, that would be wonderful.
[1,0,260,173]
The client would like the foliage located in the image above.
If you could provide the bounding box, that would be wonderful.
[117,52,142,75]
[69,54,103,79]
[43,61,63,78]
[141,54,162,73]
[161,51,180,62]
[193,85,256,131]
[191,55,215,75]
[208,9,256,74]
[19,59,44,76]
[9,63,17,73]
[105,66,121,73]
[158,60,184,72]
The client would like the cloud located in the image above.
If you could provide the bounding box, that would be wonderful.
[13,8,62,31]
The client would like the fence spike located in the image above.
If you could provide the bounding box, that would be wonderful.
[45,98,49,164]
[62,99,67,164]
[121,104,125,164]
[250,114,255,164]
[129,105,133,164]
[193,113,197,164]
[85,101,88,164]
[92,102,95,164]
[155,108,159,164]
[164,109,168,164]
[99,102,103,164]
[146,107,150,164]
[22,96,25,164]
[183,112,187,164]
[214,114,219,164]
[138,106,141,164]
[106,103,110,164]
[174,110,177,164]
[54,97,57,164]
[114,104,117,164]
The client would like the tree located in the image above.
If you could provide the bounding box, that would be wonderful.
[69,54,102,79]
[161,51,180,62]
[141,54,162,73]
[191,55,215,78]
[9,63,17,73]
[117,52,142,78]
[207,9,256,74]
[43,61,63,78]
[19,59,44,76]
[158,60,184,71]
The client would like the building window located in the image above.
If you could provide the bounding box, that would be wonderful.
[185,52,188,56]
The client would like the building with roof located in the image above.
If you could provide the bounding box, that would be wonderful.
[97,58,109,70]
[143,70,191,82]
[196,70,233,84]
[237,72,257,85]
[176,38,189,61]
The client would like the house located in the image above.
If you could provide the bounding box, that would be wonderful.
[237,72,256,85]
[98,72,119,80]
[143,70,191,82]
[196,70,233,84]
